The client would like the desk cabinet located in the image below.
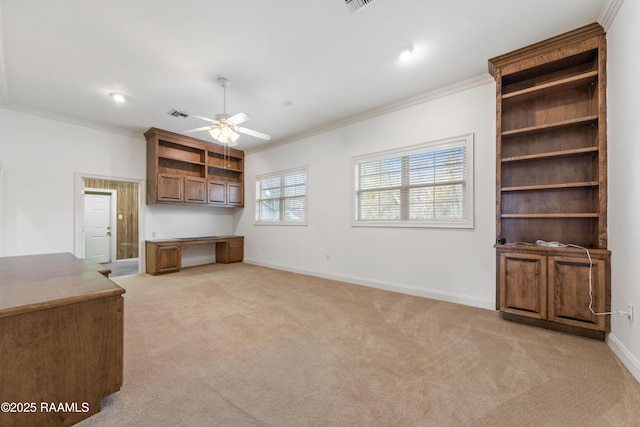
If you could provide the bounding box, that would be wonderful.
[146,242,182,274]
[228,236,244,262]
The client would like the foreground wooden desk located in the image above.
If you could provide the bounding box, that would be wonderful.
[146,235,244,275]
[0,253,125,426]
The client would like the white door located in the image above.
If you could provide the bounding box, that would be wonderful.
[84,193,112,263]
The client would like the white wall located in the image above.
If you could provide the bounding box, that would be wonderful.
[235,81,497,309]
[0,108,235,259]
[606,0,640,382]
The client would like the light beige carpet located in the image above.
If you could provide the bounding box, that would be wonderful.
[78,263,640,426]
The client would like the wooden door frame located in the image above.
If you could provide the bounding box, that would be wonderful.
[83,188,117,263]
[74,173,145,273]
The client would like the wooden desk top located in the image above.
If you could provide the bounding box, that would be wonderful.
[0,253,125,318]
[146,235,242,244]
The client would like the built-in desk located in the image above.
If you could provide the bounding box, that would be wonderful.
[0,253,125,427]
[145,235,244,275]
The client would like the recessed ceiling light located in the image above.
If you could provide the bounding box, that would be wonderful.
[397,46,415,61]
[110,92,126,103]
[283,100,294,108]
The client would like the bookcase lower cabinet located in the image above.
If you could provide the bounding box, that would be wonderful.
[497,246,610,339]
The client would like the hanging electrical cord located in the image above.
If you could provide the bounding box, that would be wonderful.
[564,243,611,316]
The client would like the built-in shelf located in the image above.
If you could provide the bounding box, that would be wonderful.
[501,181,598,192]
[208,165,243,173]
[502,147,598,163]
[502,71,598,102]
[501,213,599,219]
[502,116,599,138]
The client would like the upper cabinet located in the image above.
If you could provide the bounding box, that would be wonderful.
[145,128,244,208]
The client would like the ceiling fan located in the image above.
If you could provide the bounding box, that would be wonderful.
[169,78,271,146]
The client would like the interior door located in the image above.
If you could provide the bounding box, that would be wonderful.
[84,192,112,263]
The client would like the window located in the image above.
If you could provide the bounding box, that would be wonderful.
[255,167,307,225]
[352,134,473,228]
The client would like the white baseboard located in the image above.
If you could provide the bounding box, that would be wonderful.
[243,258,495,310]
[607,333,640,383]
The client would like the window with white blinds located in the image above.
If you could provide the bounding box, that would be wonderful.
[352,134,474,228]
[255,167,307,225]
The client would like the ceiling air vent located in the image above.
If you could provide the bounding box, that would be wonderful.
[168,109,189,119]
[345,0,374,13]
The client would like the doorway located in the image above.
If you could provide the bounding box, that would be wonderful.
[74,173,144,276]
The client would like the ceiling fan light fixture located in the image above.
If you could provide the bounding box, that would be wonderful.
[209,120,240,145]
[209,125,222,140]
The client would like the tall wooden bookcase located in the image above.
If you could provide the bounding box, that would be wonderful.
[489,23,611,339]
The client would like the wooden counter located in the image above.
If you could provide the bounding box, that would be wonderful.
[0,253,125,426]
[146,235,243,275]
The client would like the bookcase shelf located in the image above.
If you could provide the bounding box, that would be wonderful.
[502,70,598,101]
[501,147,598,163]
[501,181,598,192]
[501,213,598,219]
[501,116,598,137]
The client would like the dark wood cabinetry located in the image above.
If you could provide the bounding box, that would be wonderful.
[146,128,244,207]
[489,23,610,339]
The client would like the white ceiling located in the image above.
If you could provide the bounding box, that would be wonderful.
[0,0,610,151]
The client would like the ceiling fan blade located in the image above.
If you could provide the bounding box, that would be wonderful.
[187,113,217,124]
[238,126,271,140]
[228,112,251,125]
[182,125,211,134]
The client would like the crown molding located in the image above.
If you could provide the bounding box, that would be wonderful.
[1,102,144,139]
[246,73,494,155]
[598,0,624,31]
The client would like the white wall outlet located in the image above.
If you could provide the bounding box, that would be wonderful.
[152,231,156,238]
[325,254,330,261]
